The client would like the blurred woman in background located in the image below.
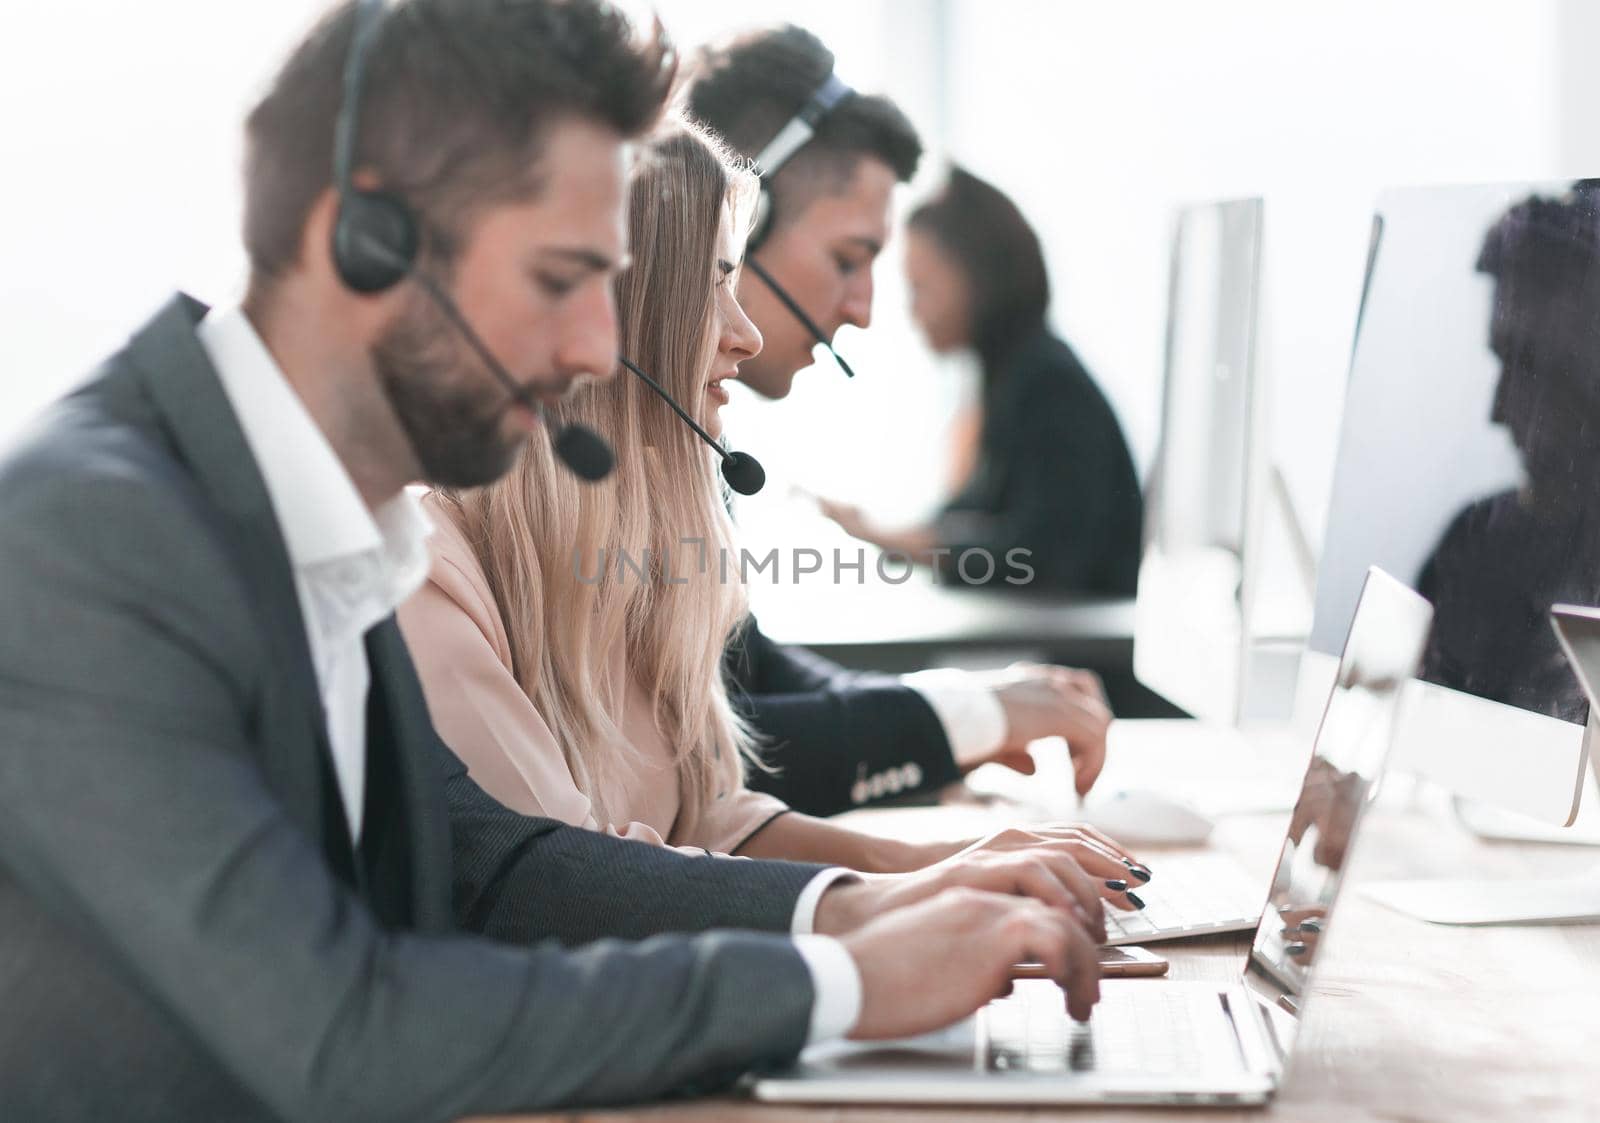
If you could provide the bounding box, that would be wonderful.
[821,166,1142,596]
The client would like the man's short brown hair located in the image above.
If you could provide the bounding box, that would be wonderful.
[680,24,920,234]
[243,0,675,285]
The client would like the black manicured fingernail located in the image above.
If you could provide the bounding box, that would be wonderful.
[1124,861,1152,883]
[1296,919,1323,934]
[1104,879,1129,892]
[1125,891,1145,910]
[1285,942,1308,956]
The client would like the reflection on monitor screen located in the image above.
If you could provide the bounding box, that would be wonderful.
[1309,180,1600,727]
[1248,569,1432,1006]
[1136,198,1264,722]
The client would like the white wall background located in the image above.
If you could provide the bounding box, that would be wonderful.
[3,2,327,434]
[937,0,1593,555]
[4,1,1598,565]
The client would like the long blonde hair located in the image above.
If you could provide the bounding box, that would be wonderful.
[440,116,757,828]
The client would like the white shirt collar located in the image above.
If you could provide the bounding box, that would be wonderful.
[197,305,432,613]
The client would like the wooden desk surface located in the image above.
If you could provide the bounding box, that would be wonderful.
[472,722,1600,1123]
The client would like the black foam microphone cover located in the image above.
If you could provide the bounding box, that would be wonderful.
[720,450,767,496]
[616,355,765,495]
[552,422,615,482]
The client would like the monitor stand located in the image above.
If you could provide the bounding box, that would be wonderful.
[1362,713,1600,925]
[1451,710,1600,844]
[1363,875,1600,926]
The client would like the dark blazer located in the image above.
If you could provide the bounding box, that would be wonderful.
[0,296,829,1123]
[940,328,1142,596]
[727,618,963,816]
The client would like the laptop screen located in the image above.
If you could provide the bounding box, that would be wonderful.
[1244,568,1433,1025]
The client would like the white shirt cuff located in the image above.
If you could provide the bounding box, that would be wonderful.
[902,668,1008,768]
[790,866,857,934]
[793,934,863,1043]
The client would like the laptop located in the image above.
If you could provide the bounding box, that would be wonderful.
[752,567,1433,1107]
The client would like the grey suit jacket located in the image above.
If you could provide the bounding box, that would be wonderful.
[0,295,828,1122]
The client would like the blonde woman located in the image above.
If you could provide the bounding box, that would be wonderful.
[399,118,1149,900]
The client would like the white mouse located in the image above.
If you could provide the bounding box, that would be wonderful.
[1079,789,1214,846]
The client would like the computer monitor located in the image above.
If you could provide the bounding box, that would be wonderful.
[1300,179,1600,823]
[1135,197,1266,723]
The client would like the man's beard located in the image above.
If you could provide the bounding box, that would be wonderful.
[370,289,525,489]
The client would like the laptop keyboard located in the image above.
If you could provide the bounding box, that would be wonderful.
[986,982,1212,1074]
[985,981,1232,1075]
[1103,853,1262,943]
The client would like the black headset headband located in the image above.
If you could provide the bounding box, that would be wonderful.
[751,72,854,179]
[747,71,856,252]
[331,0,420,294]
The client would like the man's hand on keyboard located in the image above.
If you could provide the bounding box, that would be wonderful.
[842,888,1104,1038]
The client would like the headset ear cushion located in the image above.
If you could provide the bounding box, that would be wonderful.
[747,183,775,253]
[333,190,419,293]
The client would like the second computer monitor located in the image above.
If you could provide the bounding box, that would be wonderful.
[1303,179,1600,822]
[1135,197,1265,723]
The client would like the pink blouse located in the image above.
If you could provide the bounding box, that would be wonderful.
[397,495,788,853]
